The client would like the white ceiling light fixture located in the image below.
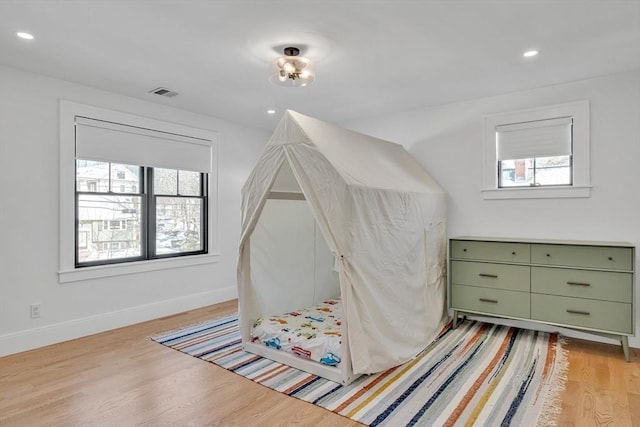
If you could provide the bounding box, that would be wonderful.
[16,31,34,40]
[266,109,276,114]
[269,46,315,87]
[523,49,539,58]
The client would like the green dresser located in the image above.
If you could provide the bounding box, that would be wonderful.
[449,237,635,361]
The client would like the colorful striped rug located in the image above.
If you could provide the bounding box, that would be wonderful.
[152,315,567,426]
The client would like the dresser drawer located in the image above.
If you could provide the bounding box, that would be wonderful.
[451,261,530,292]
[452,285,530,318]
[450,240,530,263]
[531,294,632,334]
[531,244,633,271]
[532,267,632,303]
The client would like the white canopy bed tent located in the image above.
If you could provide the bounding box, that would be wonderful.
[237,111,448,385]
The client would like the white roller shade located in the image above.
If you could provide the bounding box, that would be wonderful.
[496,116,572,160]
[75,117,212,172]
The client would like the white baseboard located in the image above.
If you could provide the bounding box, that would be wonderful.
[0,286,238,357]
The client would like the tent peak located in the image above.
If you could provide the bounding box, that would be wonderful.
[265,112,445,194]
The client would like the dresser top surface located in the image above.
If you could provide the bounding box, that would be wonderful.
[451,236,634,248]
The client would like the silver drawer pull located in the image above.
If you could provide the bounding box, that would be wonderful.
[479,298,498,303]
[566,309,591,316]
[479,273,498,278]
[567,281,591,287]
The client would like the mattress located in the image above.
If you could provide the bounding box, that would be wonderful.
[250,298,342,366]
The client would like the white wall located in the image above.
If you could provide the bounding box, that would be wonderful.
[345,70,640,347]
[0,65,269,356]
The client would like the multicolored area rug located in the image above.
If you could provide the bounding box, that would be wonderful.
[152,315,567,426]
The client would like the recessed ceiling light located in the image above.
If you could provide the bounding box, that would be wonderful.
[267,109,276,115]
[523,50,539,58]
[16,31,34,40]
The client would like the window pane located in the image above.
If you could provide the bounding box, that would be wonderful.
[499,159,534,187]
[156,197,203,255]
[111,163,141,194]
[534,156,571,186]
[77,194,142,263]
[178,170,201,196]
[499,156,571,187]
[154,168,177,195]
[76,160,109,192]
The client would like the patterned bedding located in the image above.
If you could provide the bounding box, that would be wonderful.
[250,299,342,366]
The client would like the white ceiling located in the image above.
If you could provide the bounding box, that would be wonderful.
[1,0,639,131]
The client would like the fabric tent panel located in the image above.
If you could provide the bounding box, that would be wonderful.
[284,141,448,373]
[271,160,303,193]
[314,223,341,303]
[238,146,287,343]
[289,111,445,194]
[266,111,310,146]
[343,187,448,372]
[283,144,352,255]
[239,146,287,245]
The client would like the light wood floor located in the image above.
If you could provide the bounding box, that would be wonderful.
[1,300,638,426]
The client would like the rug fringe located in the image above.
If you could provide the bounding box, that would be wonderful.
[536,335,570,427]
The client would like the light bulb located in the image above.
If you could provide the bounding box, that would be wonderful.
[283,62,295,73]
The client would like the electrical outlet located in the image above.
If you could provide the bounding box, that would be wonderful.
[30,304,41,319]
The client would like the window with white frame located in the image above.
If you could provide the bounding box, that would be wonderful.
[59,101,219,282]
[74,117,210,267]
[482,100,590,199]
[497,117,572,188]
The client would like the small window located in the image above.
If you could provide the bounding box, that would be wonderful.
[496,117,572,188]
[482,100,590,199]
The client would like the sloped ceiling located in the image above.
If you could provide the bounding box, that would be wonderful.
[1,0,638,130]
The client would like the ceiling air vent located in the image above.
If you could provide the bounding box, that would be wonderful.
[149,87,178,97]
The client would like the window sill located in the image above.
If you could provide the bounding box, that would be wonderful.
[482,185,591,200]
[59,253,220,283]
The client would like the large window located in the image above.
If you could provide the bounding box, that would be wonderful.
[59,101,218,282]
[75,161,207,266]
[482,100,590,199]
